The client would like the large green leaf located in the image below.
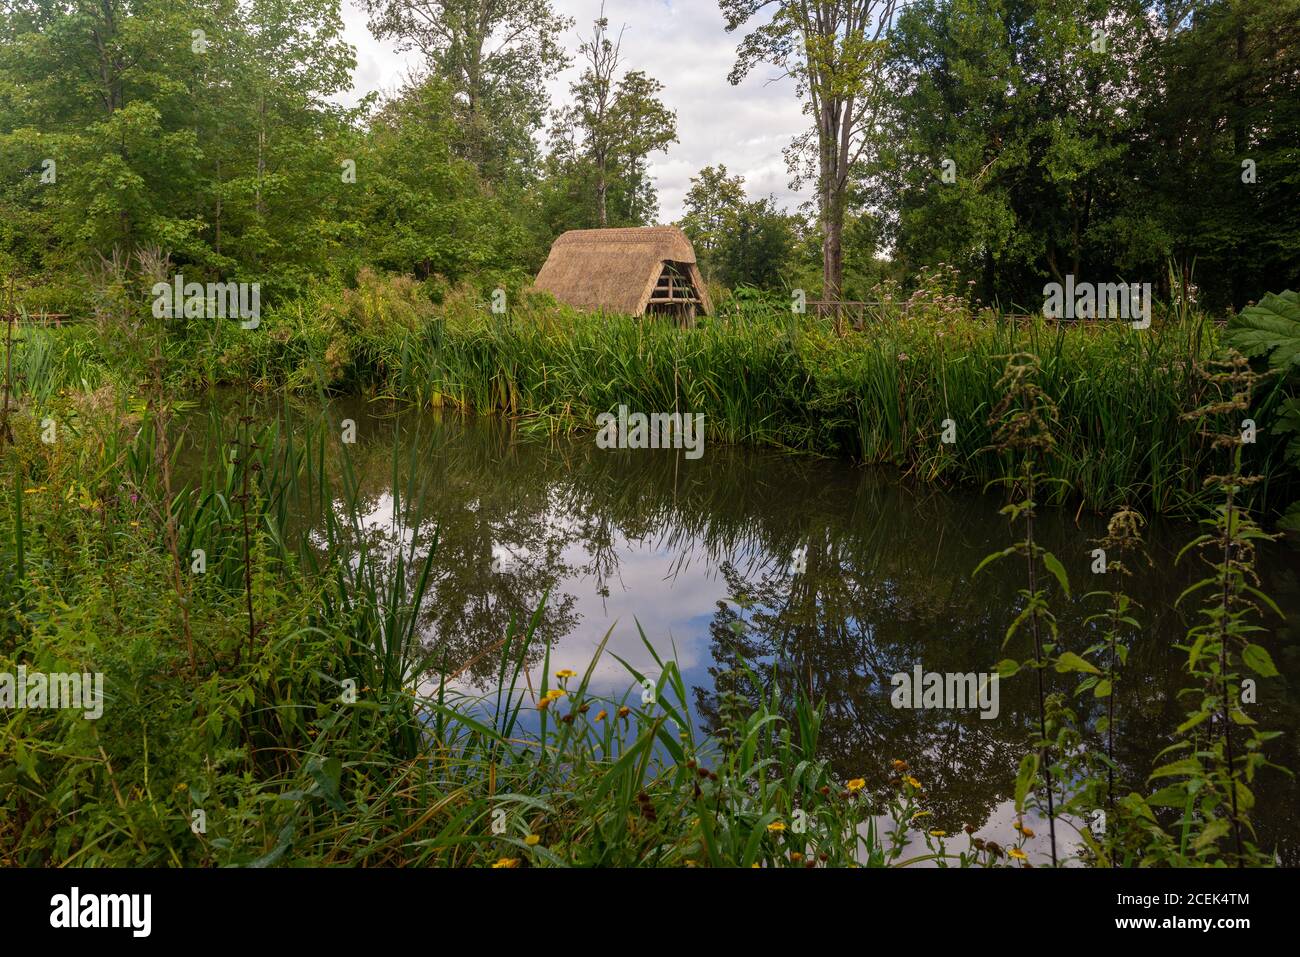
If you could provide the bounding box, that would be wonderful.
[1041,550,1071,599]
[1226,290,1300,370]
[1150,757,1203,781]
[1014,752,1038,813]
[1272,398,1300,469]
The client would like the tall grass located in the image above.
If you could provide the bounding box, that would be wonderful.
[2,326,1289,866]
[10,270,1278,514]
[385,294,1236,514]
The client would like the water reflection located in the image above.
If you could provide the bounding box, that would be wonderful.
[191,396,1300,863]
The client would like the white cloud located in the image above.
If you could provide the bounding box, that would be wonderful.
[336,0,812,221]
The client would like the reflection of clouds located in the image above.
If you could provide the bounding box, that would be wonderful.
[547,538,731,691]
[861,799,1086,868]
[430,498,743,696]
[490,541,530,571]
[443,526,738,700]
[310,489,423,583]
[309,490,415,550]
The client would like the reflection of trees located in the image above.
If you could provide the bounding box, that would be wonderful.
[686,485,1300,851]
[310,406,584,686]
[183,393,1300,861]
[694,534,1031,834]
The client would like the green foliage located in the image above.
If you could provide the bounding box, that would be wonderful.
[680,165,813,292]
[11,280,1274,513]
[351,79,527,282]
[974,352,1067,864]
[720,0,895,298]
[710,197,799,290]
[679,164,747,271]
[361,0,573,186]
[873,0,1300,311]
[0,0,531,309]
[1227,291,1300,372]
[1,276,1291,869]
[542,12,677,231]
[1227,290,1300,527]
[1124,354,1291,866]
[976,355,1291,867]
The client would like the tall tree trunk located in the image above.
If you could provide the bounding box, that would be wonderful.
[822,195,843,302]
[1231,23,1248,309]
[465,4,489,170]
[818,90,847,306]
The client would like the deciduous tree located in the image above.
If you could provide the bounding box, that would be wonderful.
[720,0,899,301]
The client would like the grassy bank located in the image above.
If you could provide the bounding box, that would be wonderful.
[10,269,1296,515]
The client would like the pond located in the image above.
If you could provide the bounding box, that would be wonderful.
[190,394,1300,863]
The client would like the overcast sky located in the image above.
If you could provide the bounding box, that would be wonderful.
[338,0,811,221]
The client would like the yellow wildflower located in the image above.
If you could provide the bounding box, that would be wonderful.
[766,821,786,833]
[846,778,865,792]
[929,830,947,837]
[537,689,566,711]
[904,775,922,789]
[1008,848,1028,861]
[492,858,520,868]
[556,669,576,679]
[525,834,540,846]
[595,709,608,721]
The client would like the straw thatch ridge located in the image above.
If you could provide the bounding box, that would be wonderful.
[532,226,713,318]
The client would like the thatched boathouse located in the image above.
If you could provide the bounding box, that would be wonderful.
[532,226,712,324]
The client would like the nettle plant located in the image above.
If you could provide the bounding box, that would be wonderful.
[1073,507,1147,861]
[977,353,1075,867]
[1131,352,1289,866]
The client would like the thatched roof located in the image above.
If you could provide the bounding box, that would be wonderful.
[532,226,713,317]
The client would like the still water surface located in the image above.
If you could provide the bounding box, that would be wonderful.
[194,396,1300,862]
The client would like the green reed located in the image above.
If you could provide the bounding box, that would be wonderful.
[5,268,1275,515]
[378,295,1232,514]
